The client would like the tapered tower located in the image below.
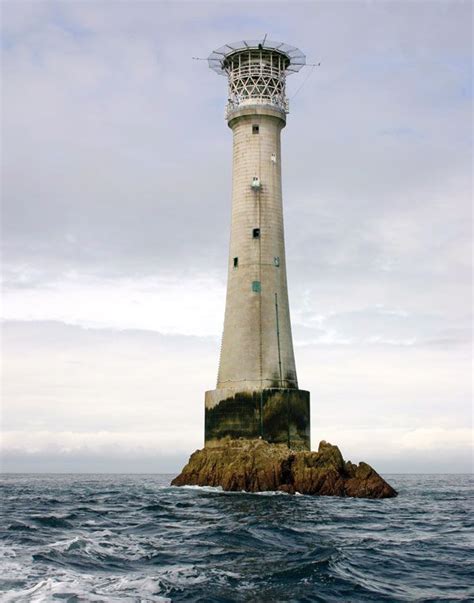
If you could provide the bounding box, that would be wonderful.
[205,39,310,450]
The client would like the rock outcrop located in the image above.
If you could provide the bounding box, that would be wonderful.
[171,438,397,499]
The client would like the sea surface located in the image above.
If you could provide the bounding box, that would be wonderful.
[0,473,472,602]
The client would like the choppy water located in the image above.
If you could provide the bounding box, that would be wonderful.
[0,474,472,602]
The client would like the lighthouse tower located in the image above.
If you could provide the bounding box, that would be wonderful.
[205,39,310,450]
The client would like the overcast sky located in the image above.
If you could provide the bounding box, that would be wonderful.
[1,1,472,473]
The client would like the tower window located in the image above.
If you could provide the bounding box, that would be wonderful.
[274,256,280,267]
[252,125,259,134]
[233,257,238,268]
[252,280,261,293]
[252,228,260,239]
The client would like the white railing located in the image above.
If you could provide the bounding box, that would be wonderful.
[225,96,289,119]
[228,63,285,81]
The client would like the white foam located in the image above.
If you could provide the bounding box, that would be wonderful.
[179,484,224,493]
[254,490,289,496]
[2,576,173,602]
[177,484,294,496]
[0,578,113,602]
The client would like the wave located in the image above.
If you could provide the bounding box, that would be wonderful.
[31,514,76,529]
[7,522,37,532]
[1,473,473,602]
[1,577,172,603]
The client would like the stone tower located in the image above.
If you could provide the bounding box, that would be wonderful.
[205,39,310,450]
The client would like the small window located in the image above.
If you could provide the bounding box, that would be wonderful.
[233,257,238,268]
[252,125,259,134]
[274,256,280,267]
[252,280,261,293]
[252,228,260,239]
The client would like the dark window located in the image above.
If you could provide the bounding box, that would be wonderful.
[274,256,280,267]
[233,257,238,268]
[252,228,260,239]
[252,280,261,293]
[252,125,259,134]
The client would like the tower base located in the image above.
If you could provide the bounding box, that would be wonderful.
[204,388,310,450]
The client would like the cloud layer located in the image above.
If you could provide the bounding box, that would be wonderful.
[1,1,472,472]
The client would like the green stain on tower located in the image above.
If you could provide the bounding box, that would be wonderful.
[205,389,310,450]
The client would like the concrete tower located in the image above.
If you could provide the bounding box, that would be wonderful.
[205,39,310,450]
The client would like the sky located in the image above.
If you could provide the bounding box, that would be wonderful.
[1,0,472,473]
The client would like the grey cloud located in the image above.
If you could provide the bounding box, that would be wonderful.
[293,308,471,347]
[2,1,471,280]
[2,319,472,473]
[1,2,472,472]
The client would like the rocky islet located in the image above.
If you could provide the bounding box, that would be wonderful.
[172,438,398,499]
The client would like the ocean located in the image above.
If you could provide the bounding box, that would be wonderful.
[0,473,472,602]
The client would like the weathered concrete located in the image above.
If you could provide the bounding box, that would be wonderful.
[205,106,311,445]
[172,439,398,499]
[205,51,310,448]
[205,388,310,449]
[215,107,297,392]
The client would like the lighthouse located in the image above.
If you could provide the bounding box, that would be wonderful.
[205,39,310,450]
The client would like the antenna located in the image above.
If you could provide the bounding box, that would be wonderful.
[291,62,321,99]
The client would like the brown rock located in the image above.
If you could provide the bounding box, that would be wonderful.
[171,438,397,499]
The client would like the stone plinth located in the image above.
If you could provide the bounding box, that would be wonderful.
[205,388,310,450]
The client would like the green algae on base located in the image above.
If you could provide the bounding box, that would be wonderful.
[205,389,310,450]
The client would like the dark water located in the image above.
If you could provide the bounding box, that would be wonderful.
[0,474,472,602]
